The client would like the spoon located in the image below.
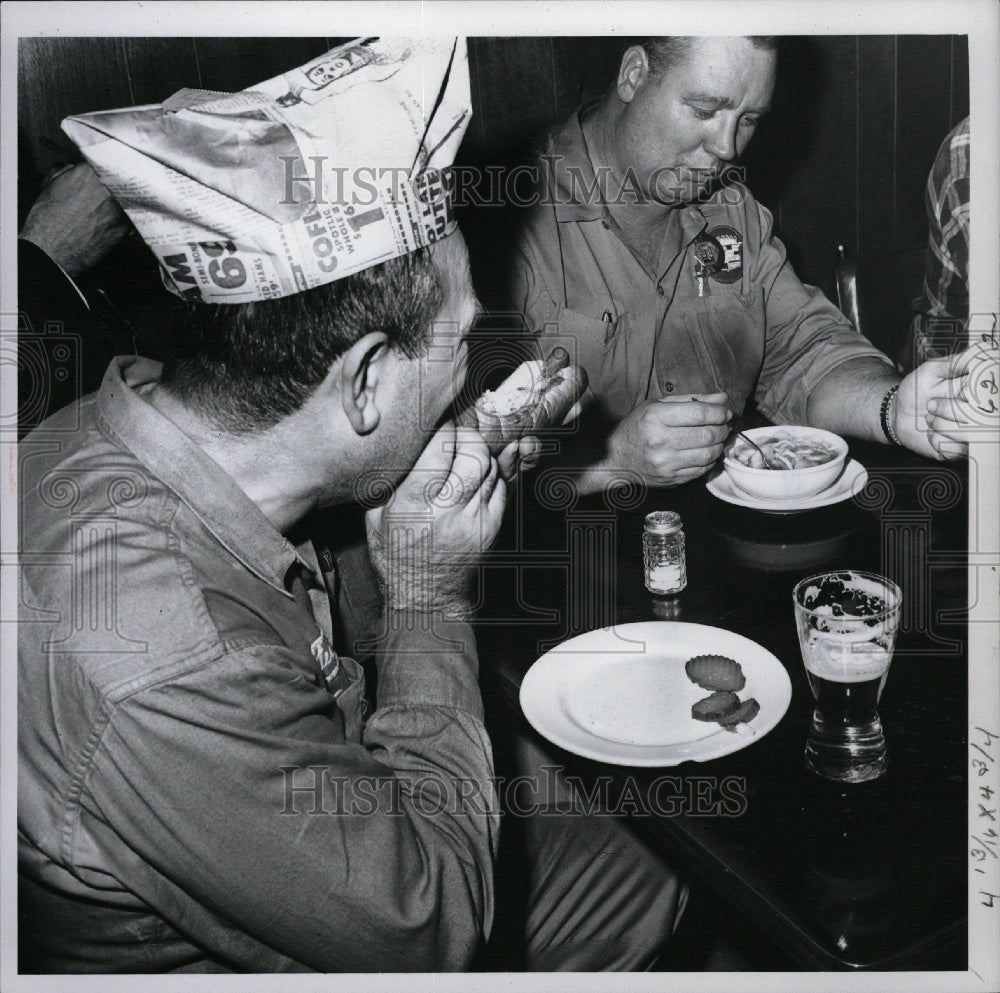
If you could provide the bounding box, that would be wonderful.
[737,431,776,470]
[676,397,774,469]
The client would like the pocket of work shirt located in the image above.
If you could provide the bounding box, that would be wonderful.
[555,306,644,417]
[663,289,764,415]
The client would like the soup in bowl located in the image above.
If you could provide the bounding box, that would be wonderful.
[723,426,848,501]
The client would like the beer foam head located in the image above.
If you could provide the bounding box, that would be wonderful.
[61,38,470,304]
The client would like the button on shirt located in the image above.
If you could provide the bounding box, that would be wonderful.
[18,358,497,973]
[510,109,892,423]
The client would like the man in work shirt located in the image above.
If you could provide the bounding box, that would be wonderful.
[18,39,683,974]
[510,36,976,492]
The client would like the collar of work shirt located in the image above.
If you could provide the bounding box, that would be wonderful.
[97,356,308,598]
[547,108,715,304]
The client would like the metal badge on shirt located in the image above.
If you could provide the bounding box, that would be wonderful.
[311,633,367,742]
[693,225,743,296]
[311,633,341,691]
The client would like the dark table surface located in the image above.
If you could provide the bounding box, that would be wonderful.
[475,436,969,971]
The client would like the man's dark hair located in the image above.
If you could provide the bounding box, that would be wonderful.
[627,36,779,77]
[160,246,444,434]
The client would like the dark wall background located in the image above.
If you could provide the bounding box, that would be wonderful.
[18,35,969,324]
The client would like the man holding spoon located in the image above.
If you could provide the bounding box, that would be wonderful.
[511,36,979,491]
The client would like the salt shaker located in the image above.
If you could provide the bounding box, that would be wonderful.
[643,511,687,596]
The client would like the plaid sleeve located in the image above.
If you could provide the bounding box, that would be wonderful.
[901,117,970,371]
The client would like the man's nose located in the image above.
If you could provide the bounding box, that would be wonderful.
[703,117,739,163]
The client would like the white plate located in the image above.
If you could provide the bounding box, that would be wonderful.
[706,459,868,513]
[519,622,793,767]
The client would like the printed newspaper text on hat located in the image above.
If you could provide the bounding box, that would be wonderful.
[61,38,470,304]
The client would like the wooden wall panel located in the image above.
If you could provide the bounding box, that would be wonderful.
[550,37,622,119]
[950,35,969,129]
[745,36,860,296]
[464,37,560,165]
[189,38,332,93]
[462,38,490,162]
[464,36,620,163]
[243,38,333,86]
[190,38,269,92]
[856,36,898,258]
[17,38,132,175]
[122,38,200,105]
[895,35,956,247]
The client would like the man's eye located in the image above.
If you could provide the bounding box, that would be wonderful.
[740,116,759,129]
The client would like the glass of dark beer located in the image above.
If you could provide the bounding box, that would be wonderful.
[793,570,902,783]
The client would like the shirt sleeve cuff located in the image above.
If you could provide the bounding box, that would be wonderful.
[373,614,483,719]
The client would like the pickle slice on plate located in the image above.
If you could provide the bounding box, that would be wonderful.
[691,691,742,722]
[685,654,747,692]
[719,697,760,728]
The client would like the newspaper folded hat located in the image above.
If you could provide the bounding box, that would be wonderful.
[62,37,470,304]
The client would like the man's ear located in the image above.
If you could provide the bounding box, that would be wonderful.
[617,45,648,103]
[340,332,389,435]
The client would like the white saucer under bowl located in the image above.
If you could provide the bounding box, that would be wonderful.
[706,459,868,513]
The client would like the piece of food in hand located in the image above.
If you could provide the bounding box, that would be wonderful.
[685,654,747,692]
[719,697,760,729]
[466,347,588,455]
[530,347,589,429]
[691,690,742,722]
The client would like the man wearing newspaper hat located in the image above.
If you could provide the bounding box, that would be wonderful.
[17,38,683,973]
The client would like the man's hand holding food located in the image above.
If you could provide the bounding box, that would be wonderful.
[365,423,507,617]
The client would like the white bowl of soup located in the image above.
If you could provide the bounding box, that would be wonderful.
[723,426,848,501]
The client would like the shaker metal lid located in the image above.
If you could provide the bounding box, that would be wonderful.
[644,511,682,534]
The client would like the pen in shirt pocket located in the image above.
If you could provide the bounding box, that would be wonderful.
[602,309,614,343]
